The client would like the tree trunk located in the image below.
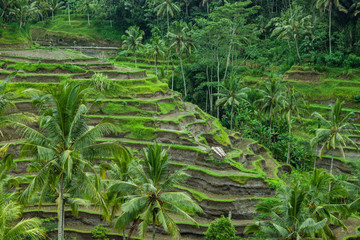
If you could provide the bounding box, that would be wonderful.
[328,3,332,55]
[68,4,71,25]
[155,54,158,76]
[152,213,156,240]
[294,36,301,61]
[172,70,174,90]
[224,27,236,80]
[123,229,126,240]
[179,55,187,97]
[230,103,234,130]
[88,12,90,26]
[52,11,54,21]
[128,218,140,239]
[58,175,65,240]
[330,150,334,175]
[134,49,137,68]
[216,49,220,119]
[286,117,291,164]
[167,11,169,31]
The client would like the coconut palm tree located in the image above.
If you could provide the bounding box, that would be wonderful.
[0,186,45,240]
[45,0,64,21]
[283,86,306,164]
[310,99,359,175]
[110,145,202,240]
[270,6,313,61]
[10,0,41,29]
[245,184,329,239]
[145,36,166,76]
[256,78,286,143]
[0,0,14,19]
[155,0,180,31]
[214,76,248,130]
[15,83,127,240]
[315,0,347,55]
[167,21,195,97]
[122,26,145,68]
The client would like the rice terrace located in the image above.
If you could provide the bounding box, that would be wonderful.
[0,0,360,239]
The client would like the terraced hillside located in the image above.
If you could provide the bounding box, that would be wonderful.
[0,49,282,239]
[282,65,360,175]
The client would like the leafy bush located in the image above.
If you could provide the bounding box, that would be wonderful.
[91,225,109,240]
[91,73,112,91]
[205,216,236,240]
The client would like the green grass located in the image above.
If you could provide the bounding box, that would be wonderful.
[0,25,30,45]
[6,62,85,72]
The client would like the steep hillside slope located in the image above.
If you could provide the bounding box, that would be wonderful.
[0,49,281,239]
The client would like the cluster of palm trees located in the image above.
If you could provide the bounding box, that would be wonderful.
[215,76,359,170]
[121,21,194,96]
[245,168,360,239]
[0,79,201,240]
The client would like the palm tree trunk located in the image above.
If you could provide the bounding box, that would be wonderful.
[152,212,156,240]
[128,218,140,239]
[68,4,71,25]
[172,70,174,90]
[328,3,332,55]
[330,150,334,175]
[88,12,90,26]
[286,118,291,164]
[230,103,234,130]
[58,174,65,240]
[179,55,187,97]
[224,27,236,80]
[294,36,301,61]
[134,49,137,68]
[167,11,169,31]
[216,49,220,119]
[52,11,54,21]
[155,54,158,76]
[123,229,126,240]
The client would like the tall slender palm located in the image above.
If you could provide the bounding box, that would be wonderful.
[283,86,306,164]
[315,0,347,55]
[15,83,127,240]
[111,145,202,240]
[122,26,145,68]
[45,0,64,21]
[310,99,359,175]
[80,0,95,26]
[270,6,313,61]
[214,76,248,130]
[167,21,195,97]
[256,78,286,143]
[145,36,166,76]
[155,0,180,31]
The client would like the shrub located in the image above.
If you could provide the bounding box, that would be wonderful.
[91,73,112,91]
[91,225,109,240]
[205,216,236,240]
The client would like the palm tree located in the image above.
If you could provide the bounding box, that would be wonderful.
[245,184,329,239]
[145,36,166,76]
[15,83,127,240]
[167,21,195,97]
[270,6,313,61]
[0,0,14,19]
[283,86,306,164]
[45,0,64,21]
[155,0,180,31]
[111,145,202,240]
[10,0,40,29]
[0,186,45,240]
[310,99,359,175]
[122,26,145,68]
[80,0,95,26]
[214,76,248,130]
[315,0,347,55]
[256,78,286,143]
